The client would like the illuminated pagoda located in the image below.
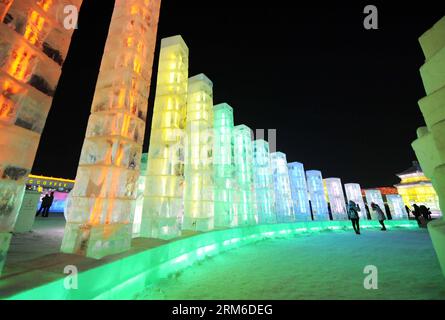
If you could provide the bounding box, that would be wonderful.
[61,0,161,258]
[183,74,214,231]
[253,140,276,224]
[213,103,237,227]
[395,161,440,213]
[234,125,257,226]
[271,152,294,223]
[287,162,311,221]
[306,170,329,220]
[324,178,347,220]
[141,35,189,239]
[0,0,83,274]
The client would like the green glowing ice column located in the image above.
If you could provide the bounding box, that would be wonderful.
[141,36,189,239]
[271,152,295,223]
[234,125,257,226]
[324,178,347,220]
[61,0,161,258]
[183,74,214,231]
[364,189,385,220]
[288,162,311,221]
[344,183,367,219]
[253,140,277,224]
[306,170,329,220]
[386,194,406,220]
[411,16,445,277]
[213,103,237,227]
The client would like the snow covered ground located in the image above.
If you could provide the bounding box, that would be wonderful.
[137,229,445,300]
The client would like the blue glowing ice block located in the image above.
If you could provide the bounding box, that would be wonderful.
[324,178,347,220]
[253,140,276,224]
[287,162,311,221]
[386,194,407,220]
[270,152,295,223]
[364,189,385,220]
[344,183,368,219]
[306,170,329,220]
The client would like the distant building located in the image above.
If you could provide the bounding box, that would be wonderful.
[394,161,441,213]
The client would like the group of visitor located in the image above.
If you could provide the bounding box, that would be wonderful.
[36,192,54,218]
[346,201,387,235]
[406,204,432,227]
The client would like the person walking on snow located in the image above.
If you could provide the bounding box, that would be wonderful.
[371,202,386,231]
[347,200,361,235]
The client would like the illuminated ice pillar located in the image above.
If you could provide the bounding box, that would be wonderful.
[183,74,214,231]
[253,140,276,224]
[234,125,257,226]
[364,189,385,220]
[344,183,367,219]
[386,194,406,220]
[141,36,189,239]
[270,152,295,223]
[287,162,311,221]
[213,103,236,227]
[306,170,329,220]
[132,153,148,238]
[61,0,161,258]
[0,0,83,273]
[324,178,347,220]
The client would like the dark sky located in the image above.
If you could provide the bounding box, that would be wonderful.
[32,0,445,188]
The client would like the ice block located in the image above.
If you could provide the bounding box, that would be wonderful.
[364,189,385,220]
[270,152,294,223]
[344,183,368,219]
[62,0,161,258]
[141,35,188,239]
[324,178,347,220]
[287,162,311,221]
[306,170,329,220]
[386,194,406,220]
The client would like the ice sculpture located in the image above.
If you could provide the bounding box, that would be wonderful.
[411,16,445,276]
[324,178,347,220]
[213,103,237,227]
[287,162,311,221]
[141,35,188,239]
[344,183,367,219]
[133,153,148,237]
[386,194,406,220]
[253,140,276,224]
[234,125,257,226]
[270,152,294,223]
[364,189,385,220]
[306,170,329,220]
[183,74,214,231]
[0,0,83,273]
[61,0,161,258]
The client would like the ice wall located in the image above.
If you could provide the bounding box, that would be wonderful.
[213,103,237,227]
[253,140,276,224]
[364,189,385,220]
[183,74,214,231]
[306,170,329,220]
[324,178,347,220]
[411,16,445,277]
[344,183,367,219]
[0,0,83,273]
[270,152,295,223]
[141,35,188,239]
[234,125,257,226]
[287,162,311,221]
[386,194,406,220]
[61,0,161,258]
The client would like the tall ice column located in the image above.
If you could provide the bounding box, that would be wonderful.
[183,74,214,231]
[0,0,83,273]
[344,183,367,219]
[364,189,385,220]
[288,162,311,221]
[141,35,189,239]
[253,140,276,224]
[324,178,347,220]
[270,152,294,223]
[61,0,161,258]
[306,170,329,220]
[386,194,406,220]
[234,125,257,226]
[213,103,236,227]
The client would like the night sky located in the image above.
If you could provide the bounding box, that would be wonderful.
[32,0,445,188]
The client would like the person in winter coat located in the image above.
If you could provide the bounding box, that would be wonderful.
[412,204,422,227]
[347,200,361,235]
[371,202,386,231]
